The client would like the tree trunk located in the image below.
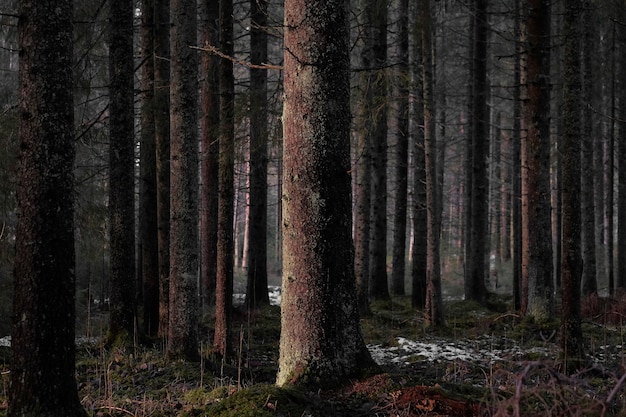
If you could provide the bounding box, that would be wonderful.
[390,0,410,297]
[277,0,377,386]
[512,0,522,311]
[422,0,443,327]
[466,0,488,303]
[618,3,626,291]
[368,0,390,301]
[140,0,160,338]
[559,0,584,371]
[520,0,553,321]
[108,0,136,344]
[246,0,270,307]
[167,0,199,361]
[200,0,220,309]
[606,22,616,294]
[581,0,597,295]
[10,1,88,414]
[154,0,171,339]
[214,0,235,359]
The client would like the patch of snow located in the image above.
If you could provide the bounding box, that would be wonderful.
[233,285,281,307]
[0,336,9,347]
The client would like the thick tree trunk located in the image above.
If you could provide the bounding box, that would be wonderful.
[167,0,199,361]
[154,0,171,339]
[140,0,160,338]
[246,0,270,308]
[520,0,553,321]
[390,0,410,297]
[200,0,220,309]
[277,0,376,386]
[108,0,137,344]
[559,0,584,371]
[10,1,87,415]
[214,0,235,359]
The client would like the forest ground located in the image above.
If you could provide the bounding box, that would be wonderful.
[1,277,626,416]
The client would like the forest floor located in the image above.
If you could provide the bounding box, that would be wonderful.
[1,287,626,416]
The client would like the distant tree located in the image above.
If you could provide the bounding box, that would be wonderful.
[154,0,171,339]
[200,0,220,309]
[618,3,626,291]
[390,0,409,297]
[368,0,390,301]
[511,0,522,311]
[107,0,136,344]
[246,0,270,309]
[277,0,376,385]
[167,0,199,361]
[559,0,584,371]
[10,0,88,415]
[421,0,443,327]
[140,0,160,337]
[214,0,235,359]
[520,0,553,321]
[465,0,489,303]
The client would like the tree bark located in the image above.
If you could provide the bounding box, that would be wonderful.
[140,0,160,338]
[167,0,199,361]
[108,0,137,344]
[559,0,584,371]
[390,0,410,297]
[154,0,171,339]
[246,0,270,309]
[520,0,553,321]
[277,0,376,386]
[200,0,220,309]
[10,1,88,414]
[214,0,235,359]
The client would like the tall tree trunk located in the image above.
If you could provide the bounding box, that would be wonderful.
[390,0,409,297]
[581,0,597,295]
[422,0,443,327]
[167,0,199,361]
[606,21,616,294]
[520,0,553,320]
[246,0,270,308]
[200,0,220,309]
[140,0,160,338]
[559,0,584,372]
[466,0,488,303]
[618,3,626,291]
[354,0,374,315]
[10,0,87,414]
[154,0,171,339]
[410,13,427,309]
[369,0,390,301]
[214,0,235,359]
[512,0,522,311]
[277,0,377,386]
[108,0,136,344]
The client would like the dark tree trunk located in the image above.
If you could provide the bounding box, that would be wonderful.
[618,4,626,291]
[277,0,377,386]
[10,1,87,414]
[369,0,390,301]
[246,0,270,309]
[390,0,410,297]
[200,0,220,309]
[606,22,616,294]
[559,0,584,372]
[466,0,488,303]
[140,0,160,338]
[512,0,522,311]
[354,0,374,316]
[154,0,171,339]
[581,0,597,295]
[108,0,137,344]
[421,0,443,327]
[214,0,235,359]
[410,7,427,309]
[167,0,199,361]
[520,0,553,320]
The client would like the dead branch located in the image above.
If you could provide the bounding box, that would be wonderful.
[190,43,282,71]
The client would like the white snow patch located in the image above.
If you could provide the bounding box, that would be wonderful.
[0,336,9,347]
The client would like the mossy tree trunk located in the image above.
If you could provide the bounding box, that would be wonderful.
[10,0,88,415]
[277,0,376,386]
